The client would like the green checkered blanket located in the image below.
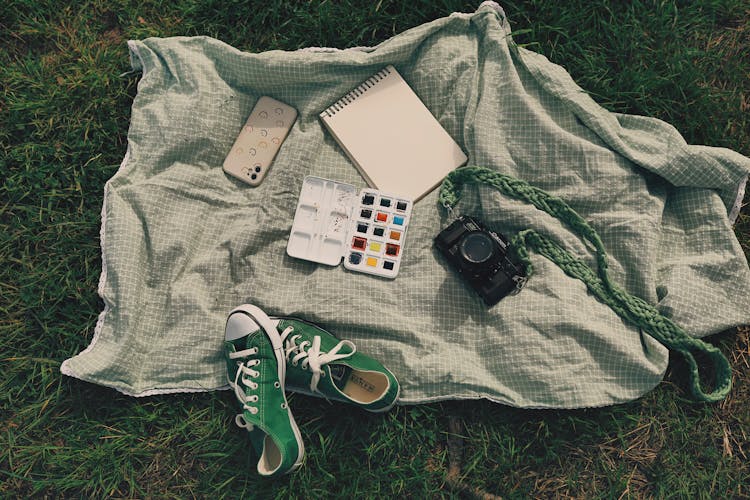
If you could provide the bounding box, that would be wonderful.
[62,2,750,407]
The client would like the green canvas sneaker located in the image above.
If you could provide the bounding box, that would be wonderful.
[224,304,304,477]
[229,304,400,413]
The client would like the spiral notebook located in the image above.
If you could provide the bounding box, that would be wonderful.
[320,66,467,201]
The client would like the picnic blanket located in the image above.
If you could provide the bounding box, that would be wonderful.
[61,1,750,408]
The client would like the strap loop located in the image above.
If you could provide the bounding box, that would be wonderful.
[439,166,732,402]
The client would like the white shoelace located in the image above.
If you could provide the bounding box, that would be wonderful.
[229,347,262,431]
[279,326,356,393]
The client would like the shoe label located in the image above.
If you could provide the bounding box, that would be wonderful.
[348,373,376,393]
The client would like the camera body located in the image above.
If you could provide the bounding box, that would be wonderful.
[434,215,526,306]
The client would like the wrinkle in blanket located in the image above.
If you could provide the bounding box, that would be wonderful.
[61,2,750,408]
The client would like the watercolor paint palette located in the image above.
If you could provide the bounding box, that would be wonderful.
[286,176,413,278]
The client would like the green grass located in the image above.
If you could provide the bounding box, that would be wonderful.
[2,0,749,497]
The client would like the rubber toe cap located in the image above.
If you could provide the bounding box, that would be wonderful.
[225,312,260,341]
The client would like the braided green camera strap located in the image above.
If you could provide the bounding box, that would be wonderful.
[438,165,732,402]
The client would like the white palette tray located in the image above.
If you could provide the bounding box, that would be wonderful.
[287,176,413,278]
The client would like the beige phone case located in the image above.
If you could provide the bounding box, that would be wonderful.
[223,96,297,186]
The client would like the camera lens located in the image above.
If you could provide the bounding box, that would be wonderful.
[459,232,496,265]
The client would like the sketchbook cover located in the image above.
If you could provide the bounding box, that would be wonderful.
[319,66,467,201]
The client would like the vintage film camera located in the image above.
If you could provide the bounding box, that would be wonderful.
[434,215,526,306]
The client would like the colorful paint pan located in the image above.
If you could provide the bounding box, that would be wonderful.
[353,237,367,250]
[287,176,412,278]
[344,188,412,278]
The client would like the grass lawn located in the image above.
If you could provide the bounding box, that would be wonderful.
[2,0,749,497]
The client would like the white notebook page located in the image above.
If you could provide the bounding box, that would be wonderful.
[320,66,467,201]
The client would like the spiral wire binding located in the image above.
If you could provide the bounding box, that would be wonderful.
[321,67,393,118]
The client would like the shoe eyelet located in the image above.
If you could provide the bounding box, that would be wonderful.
[280,403,287,409]
[321,372,326,378]
[274,381,280,389]
[292,361,298,367]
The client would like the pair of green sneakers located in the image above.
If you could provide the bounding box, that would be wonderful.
[223,304,400,477]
